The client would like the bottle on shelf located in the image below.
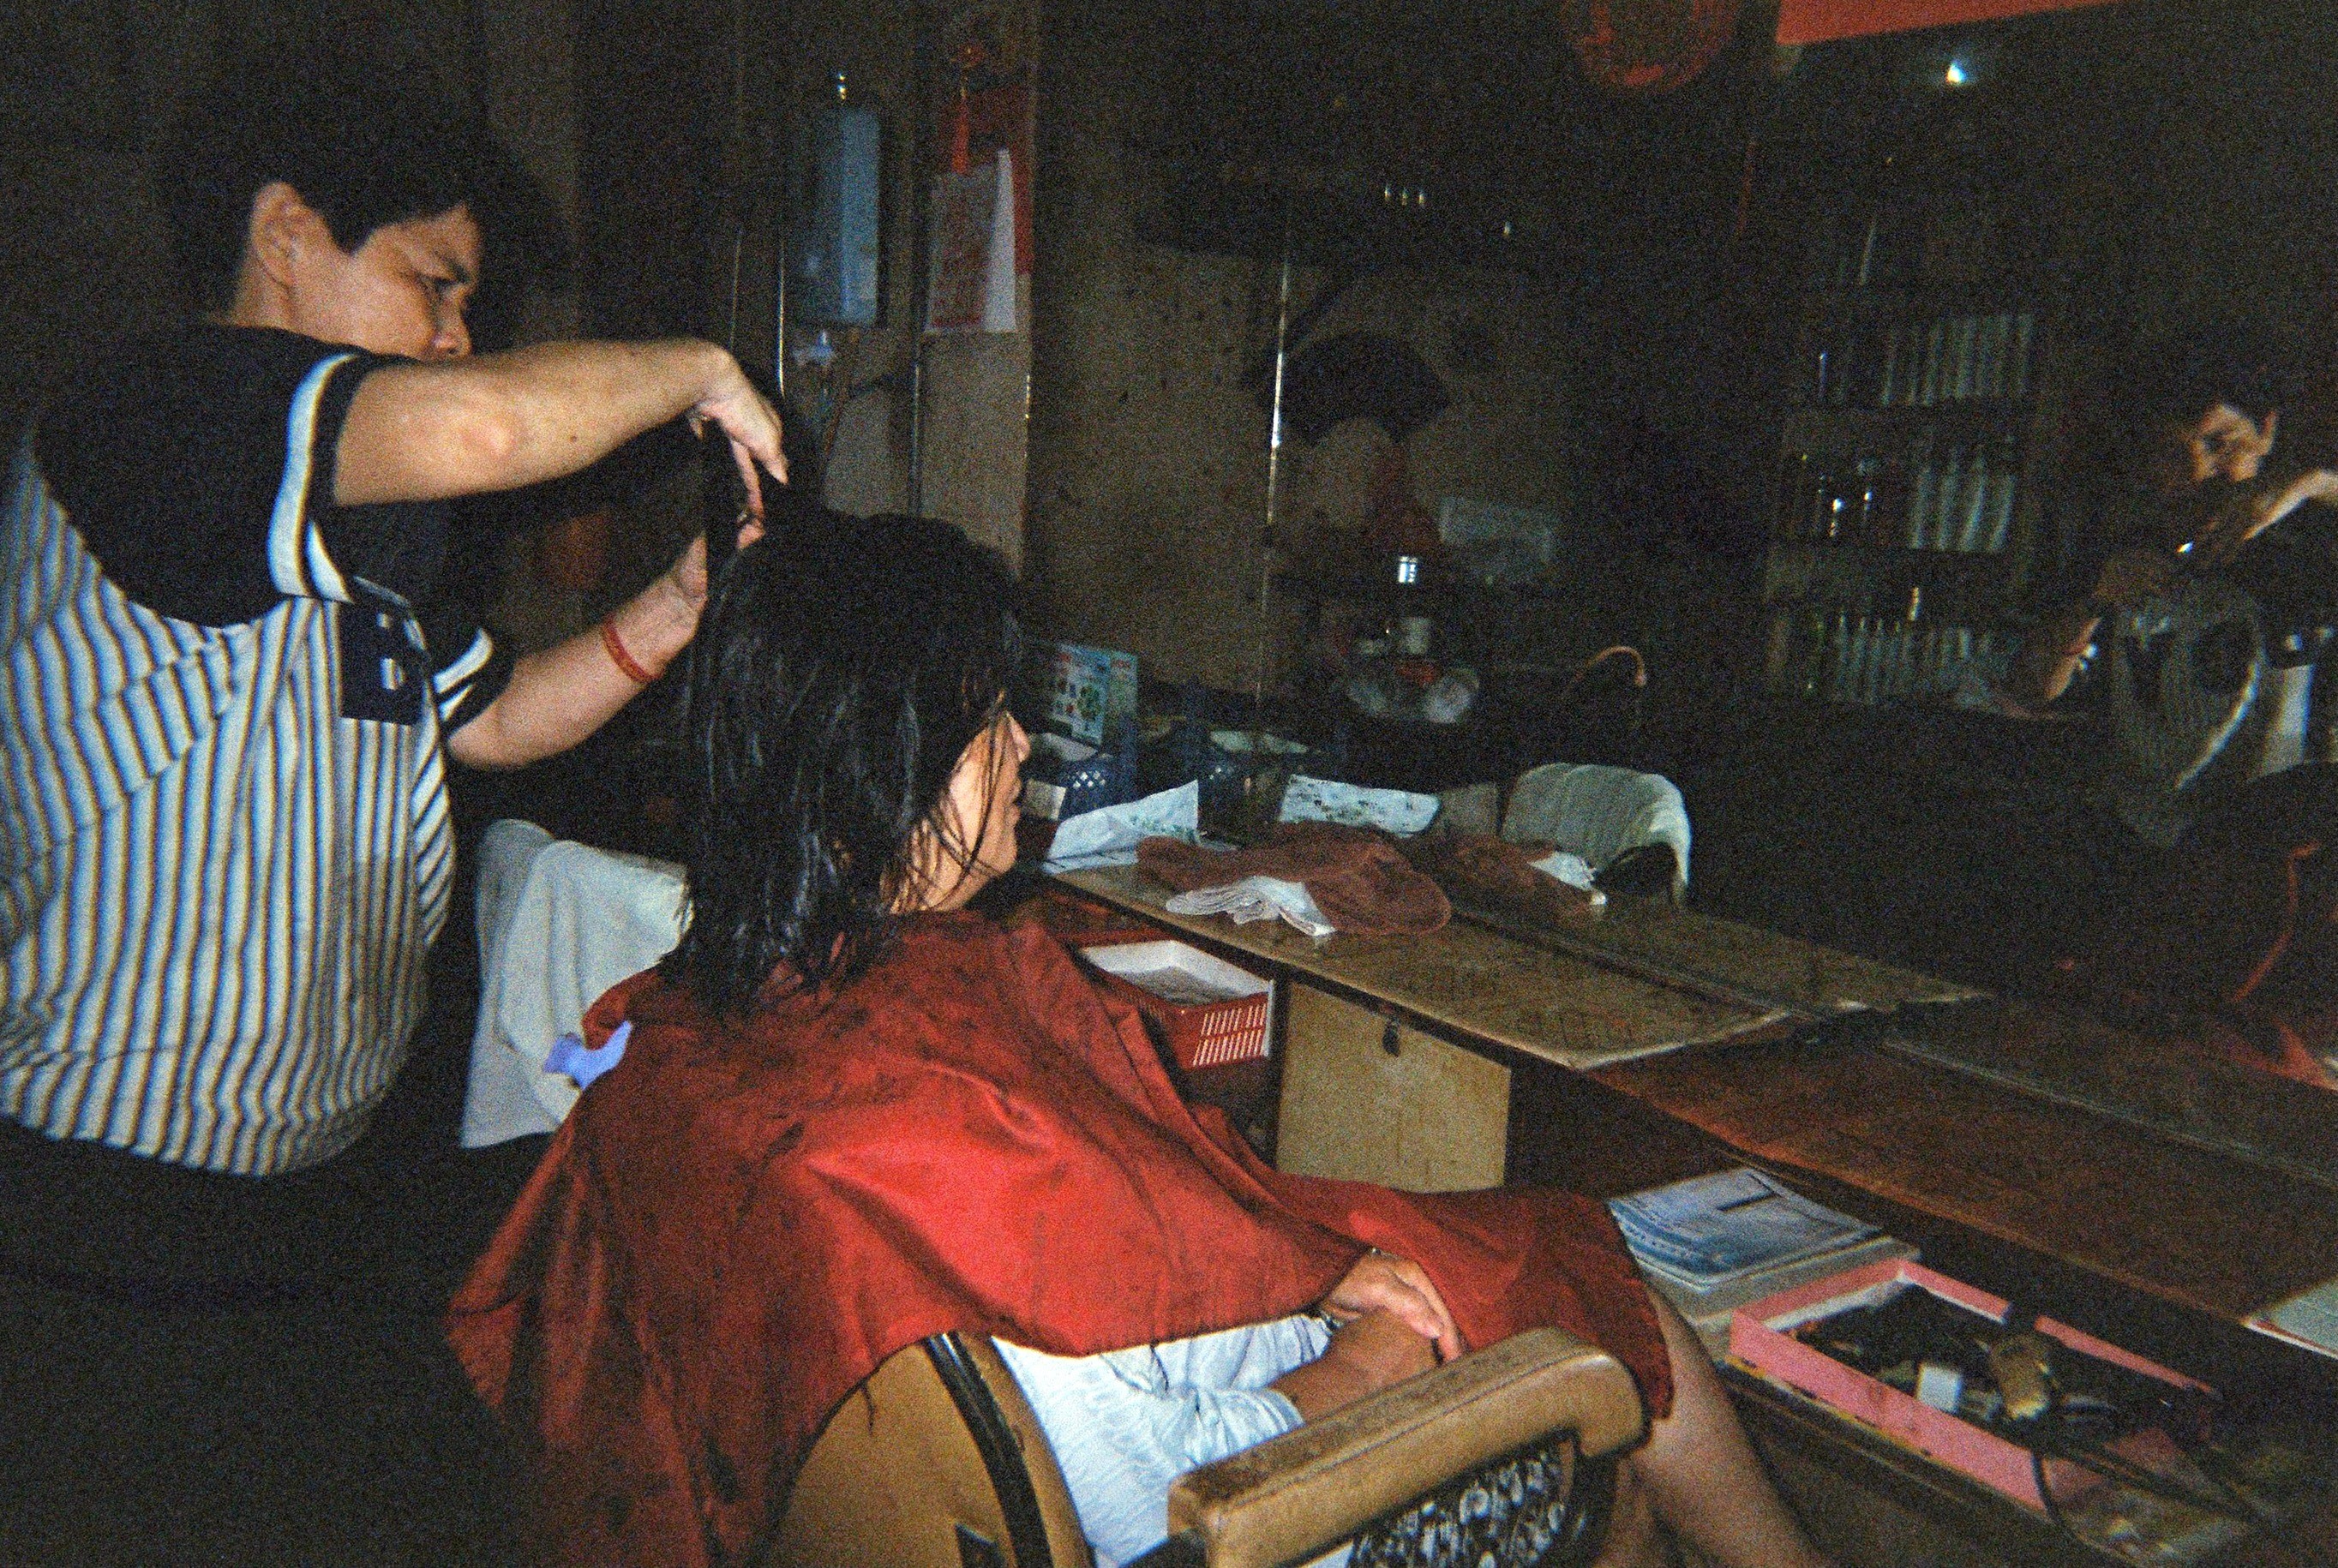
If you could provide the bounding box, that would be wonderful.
[1982,434,2019,553]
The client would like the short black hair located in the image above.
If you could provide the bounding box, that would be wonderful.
[159,51,568,312]
[664,507,1024,1016]
[2121,318,2301,429]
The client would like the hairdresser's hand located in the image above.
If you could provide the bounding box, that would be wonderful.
[686,356,788,518]
[1321,1249,1463,1363]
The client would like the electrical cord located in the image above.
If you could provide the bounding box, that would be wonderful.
[2017,1384,2271,1545]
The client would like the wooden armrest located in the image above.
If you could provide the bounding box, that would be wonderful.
[1160,1326,1646,1568]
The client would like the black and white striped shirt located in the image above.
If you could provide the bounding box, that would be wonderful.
[2,328,509,1174]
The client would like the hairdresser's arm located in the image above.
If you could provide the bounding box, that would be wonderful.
[333,338,785,511]
[2004,548,2171,709]
[2195,465,2338,563]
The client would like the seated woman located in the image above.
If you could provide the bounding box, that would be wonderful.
[447,512,1834,1568]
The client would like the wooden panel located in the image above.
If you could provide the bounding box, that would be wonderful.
[1595,1037,2338,1328]
[1277,983,1509,1193]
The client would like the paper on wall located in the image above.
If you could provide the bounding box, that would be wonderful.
[925,148,1019,334]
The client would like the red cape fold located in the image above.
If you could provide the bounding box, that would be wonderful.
[447,912,1670,1566]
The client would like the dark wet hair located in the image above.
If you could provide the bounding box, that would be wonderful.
[2121,319,2300,429]
[159,51,568,312]
[664,506,1023,1015]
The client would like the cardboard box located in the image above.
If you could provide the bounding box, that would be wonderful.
[1729,1259,2212,1512]
[1081,941,1274,1069]
[1032,642,1138,750]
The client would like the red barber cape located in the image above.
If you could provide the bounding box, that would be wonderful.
[447,913,1670,1566]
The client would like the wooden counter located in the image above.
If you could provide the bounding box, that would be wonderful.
[1052,865,2338,1565]
[1059,864,2337,1342]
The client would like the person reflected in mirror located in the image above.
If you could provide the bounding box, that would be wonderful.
[2003,323,2336,851]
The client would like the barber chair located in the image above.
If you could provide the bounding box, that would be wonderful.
[773,1325,1647,1568]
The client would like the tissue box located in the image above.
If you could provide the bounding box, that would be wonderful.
[1728,1259,2212,1511]
[1081,941,1274,1069]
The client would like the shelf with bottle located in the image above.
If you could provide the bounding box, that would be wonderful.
[1763,586,2005,709]
[1774,431,2022,557]
[1795,306,2039,412]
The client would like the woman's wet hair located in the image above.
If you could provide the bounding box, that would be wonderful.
[665,507,1022,1014]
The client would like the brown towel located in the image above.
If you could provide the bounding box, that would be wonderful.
[1137,823,1450,937]
[1400,834,1604,924]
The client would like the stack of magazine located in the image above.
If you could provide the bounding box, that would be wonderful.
[1609,1167,1915,1350]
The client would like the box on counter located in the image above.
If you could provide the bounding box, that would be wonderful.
[1728,1258,2214,1513]
[1030,642,1139,750]
[1081,941,1273,1069]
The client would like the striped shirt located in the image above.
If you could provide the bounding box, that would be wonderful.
[2,332,505,1174]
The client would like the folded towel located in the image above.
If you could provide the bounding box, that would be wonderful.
[1138,823,1450,937]
[1162,876,1337,937]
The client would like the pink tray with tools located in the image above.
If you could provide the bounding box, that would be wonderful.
[1728,1257,2213,1511]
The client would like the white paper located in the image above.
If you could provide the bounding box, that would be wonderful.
[1277,775,1439,837]
[1043,780,1198,872]
[924,149,1018,334]
[1608,1168,1879,1289]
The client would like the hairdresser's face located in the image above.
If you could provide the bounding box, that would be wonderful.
[2147,402,2275,497]
[246,185,481,361]
[904,706,1029,913]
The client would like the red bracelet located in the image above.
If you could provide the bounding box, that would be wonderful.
[600,619,657,685]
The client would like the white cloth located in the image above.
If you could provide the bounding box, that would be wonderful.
[1163,876,1337,938]
[1045,781,1201,872]
[1502,763,1692,899]
[1277,775,1440,837]
[459,821,686,1148]
[995,1315,1346,1568]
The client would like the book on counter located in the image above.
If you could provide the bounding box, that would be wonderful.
[1608,1167,1916,1348]
[2245,1275,2338,1362]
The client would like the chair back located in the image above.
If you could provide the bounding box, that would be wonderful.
[773,1332,1093,1568]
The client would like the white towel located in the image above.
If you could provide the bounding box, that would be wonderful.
[1502,763,1691,898]
[460,822,686,1147]
[1163,876,1337,938]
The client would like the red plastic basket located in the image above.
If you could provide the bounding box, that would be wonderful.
[1081,941,1274,1069]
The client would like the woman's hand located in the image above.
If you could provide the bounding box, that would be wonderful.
[1321,1250,1463,1363]
[1269,1308,1438,1421]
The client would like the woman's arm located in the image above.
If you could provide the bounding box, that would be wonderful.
[333,338,785,512]
[1268,1309,1437,1420]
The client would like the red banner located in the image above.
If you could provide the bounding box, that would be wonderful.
[1777,0,2125,46]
